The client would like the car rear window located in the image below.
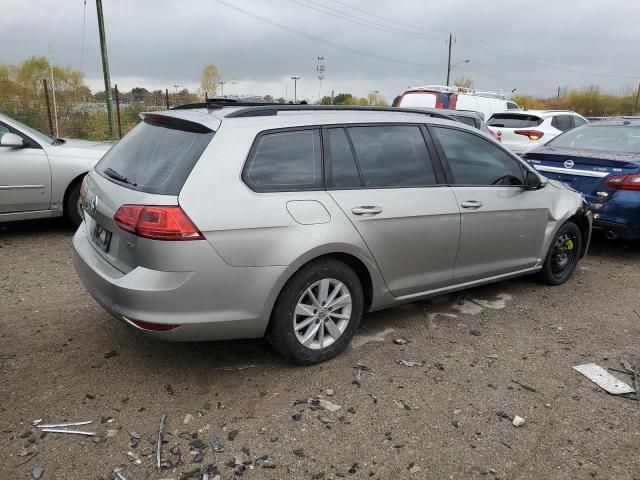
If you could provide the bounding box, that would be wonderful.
[487,114,542,128]
[547,125,640,154]
[96,115,214,195]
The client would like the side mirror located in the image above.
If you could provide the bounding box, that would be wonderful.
[0,132,25,148]
[525,170,545,190]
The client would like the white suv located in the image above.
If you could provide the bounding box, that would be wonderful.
[487,110,588,155]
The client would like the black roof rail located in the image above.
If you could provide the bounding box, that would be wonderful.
[224,104,456,121]
[171,98,277,110]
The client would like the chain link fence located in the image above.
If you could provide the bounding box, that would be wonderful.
[0,81,195,141]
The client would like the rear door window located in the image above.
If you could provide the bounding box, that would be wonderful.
[506,101,519,110]
[326,128,361,188]
[96,116,214,195]
[244,129,322,191]
[552,115,574,131]
[572,116,587,127]
[346,125,436,187]
[433,127,525,186]
[487,114,542,128]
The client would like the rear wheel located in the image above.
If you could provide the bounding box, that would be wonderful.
[65,181,83,229]
[538,221,581,285]
[267,258,363,365]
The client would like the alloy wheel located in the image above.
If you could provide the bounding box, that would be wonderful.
[293,278,352,350]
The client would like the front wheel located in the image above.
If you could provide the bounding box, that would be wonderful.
[538,221,582,285]
[267,258,364,365]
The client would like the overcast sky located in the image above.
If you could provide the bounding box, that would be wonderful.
[2,0,639,102]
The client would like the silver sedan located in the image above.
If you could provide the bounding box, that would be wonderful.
[0,112,111,227]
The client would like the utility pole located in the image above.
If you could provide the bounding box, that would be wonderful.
[291,76,300,103]
[47,44,59,137]
[446,33,453,87]
[557,86,561,99]
[96,0,115,138]
[635,81,640,115]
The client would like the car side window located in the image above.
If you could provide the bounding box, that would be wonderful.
[346,125,436,187]
[0,123,10,137]
[326,128,361,188]
[572,116,587,127]
[506,101,519,110]
[552,115,573,131]
[433,127,524,186]
[244,129,322,191]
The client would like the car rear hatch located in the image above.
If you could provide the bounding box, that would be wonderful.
[524,146,640,200]
[487,113,544,150]
[399,90,456,109]
[81,112,216,273]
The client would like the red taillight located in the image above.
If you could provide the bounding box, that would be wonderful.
[114,205,204,241]
[80,175,89,201]
[604,174,640,191]
[129,319,180,331]
[435,102,444,109]
[514,130,544,141]
[488,129,502,142]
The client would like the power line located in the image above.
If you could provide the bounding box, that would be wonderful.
[208,0,443,68]
[327,0,639,81]
[286,0,443,41]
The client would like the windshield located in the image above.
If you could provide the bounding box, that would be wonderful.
[547,125,640,154]
[0,113,55,145]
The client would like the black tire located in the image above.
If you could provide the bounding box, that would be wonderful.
[538,221,582,286]
[65,181,83,229]
[267,258,364,365]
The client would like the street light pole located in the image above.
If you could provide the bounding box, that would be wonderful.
[446,33,453,86]
[291,76,300,103]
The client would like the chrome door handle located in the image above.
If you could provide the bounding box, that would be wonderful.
[460,200,483,209]
[351,206,383,216]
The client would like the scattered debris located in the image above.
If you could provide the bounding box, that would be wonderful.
[469,330,482,336]
[293,448,305,457]
[210,436,225,453]
[227,430,238,441]
[352,363,374,387]
[183,413,194,425]
[393,337,409,345]
[127,451,142,465]
[130,431,141,440]
[452,420,461,428]
[38,421,93,428]
[408,464,422,474]
[255,455,276,468]
[31,466,44,480]
[40,428,95,436]
[190,449,204,462]
[496,410,512,421]
[314,398,342,412]
[485,354,499,359]
[292,413,303,421]
[318,415,333,424]
[325,388,335,396]
[622,360,640,401]
[113,467,130,480]
[511,379,538,392]
[165,384,174,395]
[104,350,117,358]
[512,415,526,427]
[433,362,445,371]
[32,419,43,426]
[573,363,636,395]
[157,414,166,470]
[179,468,202,480]
[397,359,423,367]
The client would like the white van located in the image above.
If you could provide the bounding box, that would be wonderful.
[398,85,519,120]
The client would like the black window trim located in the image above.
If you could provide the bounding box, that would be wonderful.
[323,122,447,191]
[427,124,534,188]
[242,125,325,193]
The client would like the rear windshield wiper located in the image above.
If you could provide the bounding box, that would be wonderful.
[103,167,137,186]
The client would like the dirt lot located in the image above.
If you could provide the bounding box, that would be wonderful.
[1,220,639,480]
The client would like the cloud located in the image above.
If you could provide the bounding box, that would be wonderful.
[1,0,639,100]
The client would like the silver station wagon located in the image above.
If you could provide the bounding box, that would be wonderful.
[73,102,592,364]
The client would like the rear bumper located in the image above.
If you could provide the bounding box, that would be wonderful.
[592,220,638,239]
[73,224,287,341]
[590,191,640,239]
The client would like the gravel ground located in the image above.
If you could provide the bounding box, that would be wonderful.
[1,219,639,480]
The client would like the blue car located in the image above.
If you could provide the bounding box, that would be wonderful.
[523,118,640,239]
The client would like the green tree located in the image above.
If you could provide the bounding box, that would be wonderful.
[200,64,220,97]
